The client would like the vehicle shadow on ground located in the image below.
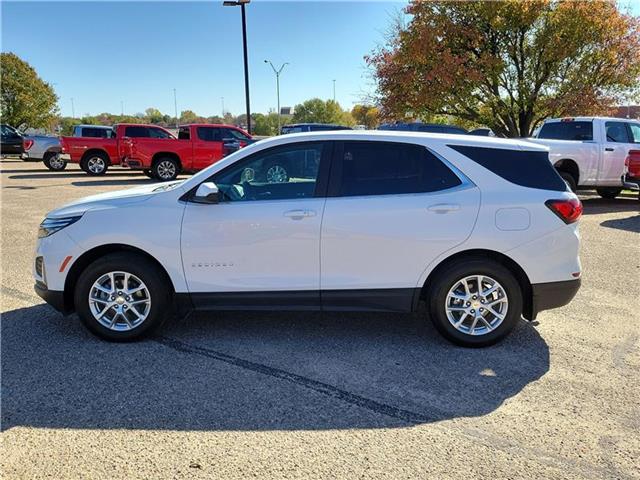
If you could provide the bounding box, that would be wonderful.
[71,179,155,187]
[8,172,145,180]
[580,197,639,215]
[600,215,640,233]
[1,302,549,432]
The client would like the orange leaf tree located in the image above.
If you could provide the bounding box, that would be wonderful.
[367,1,640,137]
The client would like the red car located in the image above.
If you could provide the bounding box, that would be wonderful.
[60,123,175,176]
[121,124,252,180]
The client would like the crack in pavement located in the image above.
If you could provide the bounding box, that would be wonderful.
[1,285,40,305]
[154,335,629,480]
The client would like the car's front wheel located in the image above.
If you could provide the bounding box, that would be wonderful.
[82,153,109,175]
[596,187,622,199]
[74,252,172,341]
[427,258,522,347]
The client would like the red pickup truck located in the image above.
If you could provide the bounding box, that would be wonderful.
[60,123,175,176]
[121,124,252,180]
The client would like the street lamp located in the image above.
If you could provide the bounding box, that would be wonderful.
[264,60,288,134]
[173,88,178,128]
[223,0,252,133]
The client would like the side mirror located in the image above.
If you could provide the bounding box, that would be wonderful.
[193,182,219,204]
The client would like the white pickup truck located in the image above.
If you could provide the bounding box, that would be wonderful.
[529,117,640,198]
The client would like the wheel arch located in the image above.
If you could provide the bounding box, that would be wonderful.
[63,244,176,313]
[554,158,580,185]
[152,152,182,169]
[420,249,535,320]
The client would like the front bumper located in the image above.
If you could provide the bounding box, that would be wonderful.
[34,281,70,314]
[529,278,581,319]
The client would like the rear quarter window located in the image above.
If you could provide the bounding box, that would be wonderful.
[448,145,567,192]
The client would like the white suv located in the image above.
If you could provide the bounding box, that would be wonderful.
[34,131,582,347]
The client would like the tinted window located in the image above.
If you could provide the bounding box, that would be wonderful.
[605,122,631,143]
[538,121,593,141]
[149,127,172,139]
[333,141,461,197]
[281,126,305,134]
[212,142,326,202]
[124,126,149,137]
[449,145,566,192]
[81,127,110,138]
[223,128,250,141]
[197,127,223,142]
[178,127,190,140]
[629,123,640,143]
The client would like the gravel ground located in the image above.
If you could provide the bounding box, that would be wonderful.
[1,158,639,479]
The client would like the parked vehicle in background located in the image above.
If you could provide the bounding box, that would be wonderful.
[121,124,253,181]
[468,128,496,137]
[280,123,352,134]
[529,117,640,197]
[59,124,174,176]
[1,124,24,155]
[378,122,468,135]
[22,134,63,170]
[34,131,582,347]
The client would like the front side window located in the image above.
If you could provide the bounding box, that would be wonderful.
[148,127,172,139]
[212,142,326,202]
[332,141,461,197]
[197,127,223,142]
[605,121,631,143]
[223,128,250,141]
[628,123,640,143]
[538,121,593,141]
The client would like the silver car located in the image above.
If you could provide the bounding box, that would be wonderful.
[22,134,64,170]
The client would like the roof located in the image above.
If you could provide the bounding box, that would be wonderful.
[74,124,113,129]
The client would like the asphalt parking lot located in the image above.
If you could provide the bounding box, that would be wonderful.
[1,157,639,479]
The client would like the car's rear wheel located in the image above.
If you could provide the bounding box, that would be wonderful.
[43,151,66,171]
[81,152,109,175]
[152,157,180,181]
[427,258,523,347]
[596,187,622,199]
[558,171,577,192]
[74,252,172,341]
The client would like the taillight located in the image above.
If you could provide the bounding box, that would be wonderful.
[626,150,640,177]
[545,198,583,224]
[23,139,34,151]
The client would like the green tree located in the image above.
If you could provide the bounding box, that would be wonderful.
[252,112,281,136]
[351,104,380,129]
[367,1,640,137]
[145,107,164,124]
[292,98,352,125]
[179,110,198,123]
[1,52,58,128]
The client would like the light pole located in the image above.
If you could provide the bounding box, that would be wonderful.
[120,100,124,116]
[221,96,225,117]
[332,79,336,103]
[264,60,288,134]
[173,88,178,128]
[70,97,75,118]
[223,0,252,133]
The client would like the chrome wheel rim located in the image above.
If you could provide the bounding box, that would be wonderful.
[50,154,65,169]
[266,165,287,183]
[445,274,508,336]
[87,157,105,173]
[89,271,151,331]
[157,160,176,180]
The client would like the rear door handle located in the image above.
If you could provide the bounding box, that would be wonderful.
[427,203,460,214]
[284,209,316,220]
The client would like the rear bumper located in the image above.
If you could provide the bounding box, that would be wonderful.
[622,175,639,191]
[34,282,70,314]
[529,278,581,319]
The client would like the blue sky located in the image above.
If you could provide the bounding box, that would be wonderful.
[1,1,408,117]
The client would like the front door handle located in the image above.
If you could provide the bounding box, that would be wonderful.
[428,203,460,214]
[605,147,615,152]
[284,209,316,220]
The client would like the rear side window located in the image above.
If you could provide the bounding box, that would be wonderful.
[197,127,223,142]
[124,126,149,137]
[449,145,566,192]
[538,121,593,141]
[331,141,461,197]
[81,127,110,138]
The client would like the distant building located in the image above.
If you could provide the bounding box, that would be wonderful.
[280,106,293,116]
[611,105,640,119]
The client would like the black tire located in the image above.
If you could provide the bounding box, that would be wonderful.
[143,169,155,179]
[43,151,67,171]
[81,152,109,176]
[152,157,180,181]
[74,252,172,342]
[596,187,622,200]
[427,258,523,347]
[558,171,577,192]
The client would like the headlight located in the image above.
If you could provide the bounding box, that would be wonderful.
[38,215,82,238]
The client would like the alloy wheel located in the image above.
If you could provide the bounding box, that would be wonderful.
[87,157,106,174]
[266,165,288,183]
[157,160,176,180]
